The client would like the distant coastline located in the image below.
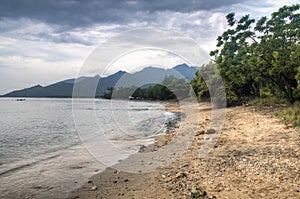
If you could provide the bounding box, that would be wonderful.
[1,64,198,99]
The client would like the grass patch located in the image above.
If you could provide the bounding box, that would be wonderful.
[249,97,300,127]
[248,97,287,108]
[274,102,300,127]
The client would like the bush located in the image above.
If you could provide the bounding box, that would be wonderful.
[275,102,300,127]
[248,96,287,108]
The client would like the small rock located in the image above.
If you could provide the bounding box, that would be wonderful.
[196,130,205,136]
[114,170,120,174]
[91,186,97,191]
[182,164,189,168]
[87,180,92,183]
[139,145,146,152]
[175,172,187,179]
[206,129,216,134]
[190,185,207,198]
[124,179,129,182]
[161,174,166,179]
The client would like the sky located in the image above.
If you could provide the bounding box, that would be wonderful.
[0,0,298,94]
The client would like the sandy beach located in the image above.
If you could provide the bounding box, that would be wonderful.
[68,102,300,199]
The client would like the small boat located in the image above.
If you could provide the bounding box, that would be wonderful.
[16,98,26,101]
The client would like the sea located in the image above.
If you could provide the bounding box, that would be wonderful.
[0,98,177,199]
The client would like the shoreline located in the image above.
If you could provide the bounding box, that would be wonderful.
[68,102,300,199]
[68,101,186,199]
[0,99,183,199]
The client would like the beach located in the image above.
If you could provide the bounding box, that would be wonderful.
[69,102,300,198]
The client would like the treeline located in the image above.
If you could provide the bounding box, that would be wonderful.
[103,75,190,101]
[195,4,300,106]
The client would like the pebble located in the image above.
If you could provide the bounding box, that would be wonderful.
[206,129,216,134]
[175,172,187,179]
[91,186,97,191]
[190,185,207,198]
[196,130,205,136]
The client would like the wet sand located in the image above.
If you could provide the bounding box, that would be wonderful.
[68,102,300,199]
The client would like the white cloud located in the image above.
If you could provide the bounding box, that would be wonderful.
[103,49,186,76]
[0,35,95,94]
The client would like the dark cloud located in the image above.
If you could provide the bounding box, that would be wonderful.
[0,0,248,29]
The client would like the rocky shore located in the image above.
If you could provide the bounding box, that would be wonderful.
[68,102,300,199]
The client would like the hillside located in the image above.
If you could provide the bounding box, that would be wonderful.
[2,64,198,98]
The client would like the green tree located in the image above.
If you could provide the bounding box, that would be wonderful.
[191,62,227,106]
[190,64,211,101]
[210,4,300,104]
[103,87,114,99]
[161,75,189,100]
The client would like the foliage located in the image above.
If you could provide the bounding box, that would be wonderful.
[248,96,287,108]
[209,4,300,105]
[103,87,114,99]
[190,65,210,101]
[103,76,190,101]
[190,62,227,106]
[275,102,300,127]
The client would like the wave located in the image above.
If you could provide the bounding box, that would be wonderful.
[0,154,60,177]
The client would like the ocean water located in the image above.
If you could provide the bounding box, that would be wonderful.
[0,98,176,198]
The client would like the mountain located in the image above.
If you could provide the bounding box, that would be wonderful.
[114,64,198,89]
[3,76,99,98]
[2,64,198,98]
[173,63,198,81]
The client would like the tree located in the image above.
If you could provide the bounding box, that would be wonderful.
[210,4,300,104]
[103,87,114,99]
[190,64,212,101]
[191,62,227,107]
[103,76,189,101]
[161,75,189,100]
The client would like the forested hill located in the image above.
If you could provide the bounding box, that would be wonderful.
[2,64,198,98]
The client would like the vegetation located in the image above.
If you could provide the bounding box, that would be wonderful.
[190,62,227,106]
[189,4,300,125]
[103,75,190,101]
[103,5,300,125]
[206,4,300,105]
[275,102,300,127]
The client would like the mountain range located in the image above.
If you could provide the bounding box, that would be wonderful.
[2,64,198,98]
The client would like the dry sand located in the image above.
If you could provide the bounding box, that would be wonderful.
[68,102,300,199]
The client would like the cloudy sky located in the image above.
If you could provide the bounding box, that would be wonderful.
[0,0,298,94]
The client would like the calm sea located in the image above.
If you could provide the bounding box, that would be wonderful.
[0,98,175,198]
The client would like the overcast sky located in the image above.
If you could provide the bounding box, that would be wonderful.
[0,0,298,94]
